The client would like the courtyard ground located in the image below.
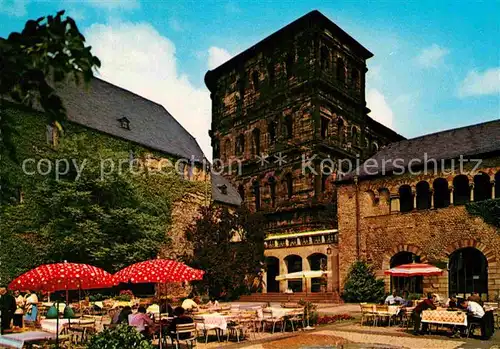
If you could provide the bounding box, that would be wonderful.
[193,302,499,349]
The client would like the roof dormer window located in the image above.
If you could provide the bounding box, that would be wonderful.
[218,184,228,195]
[118,117,130,130]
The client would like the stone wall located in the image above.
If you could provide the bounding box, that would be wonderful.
[337,165,500,300]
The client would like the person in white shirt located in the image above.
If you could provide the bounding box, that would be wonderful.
[23,291,39,322]
[13,290,25,327]
[458,300,485,337]
[181,297,199,311]
[384,291,404,305]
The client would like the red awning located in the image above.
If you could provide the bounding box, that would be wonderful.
[384,263,443,277]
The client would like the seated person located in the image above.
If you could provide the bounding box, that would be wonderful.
[467,292,483,306]
[445,294,458,309]
[412,293,437,335]
[384,291,404,305]
[169,307,194,340]
[181,297,199,311]
[207,298,220,308]
[159,301,174,317]
[129,306,155,337]
[116,306,132,325]
[458,299,485,337]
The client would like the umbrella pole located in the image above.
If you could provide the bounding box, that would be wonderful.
[56,299,60,349]
[158,283,163,349]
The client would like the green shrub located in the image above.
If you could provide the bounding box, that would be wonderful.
[86,325,154,349]
[342,261,385,303]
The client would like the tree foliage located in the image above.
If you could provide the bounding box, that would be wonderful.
[0,10,100,157]
[87,324,154,349]
[0,131,197,283]
[342,260,385,303]
[466,198,500,229]
[185,205,266,300]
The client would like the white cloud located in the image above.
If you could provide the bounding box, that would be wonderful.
[67,8,86,22]
[207,47,233,70]
[366,88,394,128]
[85,22,212,159]
[416,44,449,68]
[0,0,27,17]
[458,67,500,97]
[80,0,139,11]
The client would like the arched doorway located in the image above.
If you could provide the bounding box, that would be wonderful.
[285,255,302,292]
[449,247,488,299]
[308,253,327,293]
[266,257,280,293]
[390,252,422,293]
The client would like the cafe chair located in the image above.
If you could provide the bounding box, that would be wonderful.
[262,308,284,334]
[169,323,197,349]
[193,316,220,343]
[360,303,376,326]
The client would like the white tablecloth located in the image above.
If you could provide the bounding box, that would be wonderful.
[265,307,302,318]
[195,313,228,331]
[0,331,55,348]
[40,318,95,333]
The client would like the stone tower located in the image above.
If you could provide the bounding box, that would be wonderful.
[205,10,403,232]
[205,10,404,295]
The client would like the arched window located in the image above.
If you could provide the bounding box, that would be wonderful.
[416,181,431,210]
[336,58,345,83]
[473,172,492,202]
[321,116,330,139]
[268,176,276,207]
[285,173,293,198]
[449,247,488,298]
[224,139,231,161]
[433,178,450,208]
[266,257,280,292]
[399,185,413,212]
[237,78,245,99]
[252,70,259,90]
[235,134,245,155]
[390,252,422,293]
[308,253,328,292]
[213,138,220,159]
[252,181,260,210]
[321,173,330,193]
[453,175,470,205]
[351,127,359,146]
[267,62,275,86]
[284,255,302,292]
[337,118,345,143]
[268,121,276,145]
[238,184,245,202]
[496,171,500,198]
[286,52,294,78]
[252,128,261,155]
[351,69,360,90]
[284,115,293,139]
[320,46,330,70]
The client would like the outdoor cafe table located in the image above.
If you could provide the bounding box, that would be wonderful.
[266,307,303,318]
[421,310,467,327]
[40,318,96,334]
[0,331,56,349]
[195,312,229,331]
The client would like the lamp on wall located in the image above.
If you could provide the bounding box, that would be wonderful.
[326,247,332,255]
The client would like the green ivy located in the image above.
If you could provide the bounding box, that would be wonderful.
[86,325,154,349]
[466,198,500,229]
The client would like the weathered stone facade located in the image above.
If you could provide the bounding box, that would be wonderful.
[205,11,403,294]
[338,162,500,300]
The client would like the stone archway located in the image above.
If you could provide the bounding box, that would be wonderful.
[381,244,427,293]
[445,239,496,298]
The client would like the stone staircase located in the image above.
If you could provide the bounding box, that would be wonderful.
[238,292,341,304]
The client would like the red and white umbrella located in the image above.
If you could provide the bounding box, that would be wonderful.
[384,263,443,277]
[8,262,116,292]
[114,258,204,284]
[114,259,204,349]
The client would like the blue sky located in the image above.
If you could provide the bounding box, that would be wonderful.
[1,0,499,158]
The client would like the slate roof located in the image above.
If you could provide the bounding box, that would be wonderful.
[56,77,206,162]
[342,119,500,181]
[211,174,242,207]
